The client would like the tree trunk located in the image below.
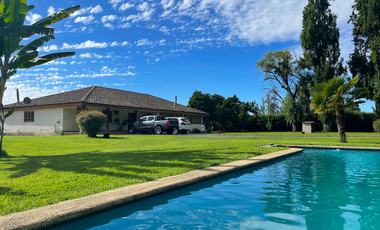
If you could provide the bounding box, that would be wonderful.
[291,114,298,132]
[103,107,110,138]
[324,112,333,132]
[336,107,346,142]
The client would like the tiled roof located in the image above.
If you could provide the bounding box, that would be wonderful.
[4,86,208,115]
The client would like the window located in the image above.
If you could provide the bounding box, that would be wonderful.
[140,117,147,121]
[148,117,154,121]
[24,111,34,122]
[181,118,190,122]
[157,116,165,121]
[192,116,201,124]
[185,115,192,123]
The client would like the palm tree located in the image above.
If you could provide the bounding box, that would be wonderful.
[0,0,80,153]
[310,76,368,142]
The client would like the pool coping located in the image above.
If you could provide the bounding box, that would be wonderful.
[277,145,380,150]
[0,148,303,230]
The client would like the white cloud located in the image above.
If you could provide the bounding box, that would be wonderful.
[112,42,122,47]
[109,0,124,9]
[74,15,95,25]
[47,6,55,15]
[122,9,154,23]
[101,15,118,23]
[179,0,193,10]
[90,5,103,14]
[104,23,114,30]
[79,53,92,58]
[136,38,154,46]
[25,13,42,24]
[137,2,150,11]
[118,22,131,28]
[62,40,108,49]
[121,41,129,46]
[119,3,134,11]
[39,44,59,52]
[72,5,103,17]
[159,26,170,35]
[161,0,175,9]
[159,39,166,46]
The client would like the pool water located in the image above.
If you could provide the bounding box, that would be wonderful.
[53,148,380,230]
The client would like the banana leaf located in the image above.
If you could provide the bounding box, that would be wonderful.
[16,35,54,57]
[21,52,75,68]
[32,5,80,27]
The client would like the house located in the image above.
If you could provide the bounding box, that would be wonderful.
[3,86,208,135]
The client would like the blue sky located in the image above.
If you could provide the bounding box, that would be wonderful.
[5,0,374,112]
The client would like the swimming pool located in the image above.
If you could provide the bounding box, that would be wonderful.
[52,148,380,229]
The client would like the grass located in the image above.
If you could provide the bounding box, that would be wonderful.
[1,133,379,216]
[205,131,380,137]
[0,135,284,216]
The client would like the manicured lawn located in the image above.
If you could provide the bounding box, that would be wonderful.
[0,135,284,216]
[1,134,379,216]
[206,131,380,137]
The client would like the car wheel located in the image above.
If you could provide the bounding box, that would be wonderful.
[154,126,163,134]
[172,128,178,135]
[129,126,136,134]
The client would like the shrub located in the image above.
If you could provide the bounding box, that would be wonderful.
[76,110,106,137]
[373,119,380,132]
[190,128,202,134]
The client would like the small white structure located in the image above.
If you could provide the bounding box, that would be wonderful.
[302,121,315,133]
[4,86,208,135]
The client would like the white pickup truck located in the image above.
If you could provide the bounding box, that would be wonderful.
[128,115,179,134]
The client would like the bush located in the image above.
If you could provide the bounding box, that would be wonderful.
[373,119,380,132]
[190,128,202,134]
[76,110,106,137]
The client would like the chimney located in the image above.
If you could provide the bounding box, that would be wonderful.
[174,96,177,108]
[16,89,20,105]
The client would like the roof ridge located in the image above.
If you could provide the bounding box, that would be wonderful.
[81,86,97,102]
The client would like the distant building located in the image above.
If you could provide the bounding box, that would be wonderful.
[3,86,208,135]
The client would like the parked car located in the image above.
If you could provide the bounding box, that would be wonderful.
[128,115,179,134]
[166,117,191,134]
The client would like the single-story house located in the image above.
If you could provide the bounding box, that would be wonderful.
[3,86,208,135]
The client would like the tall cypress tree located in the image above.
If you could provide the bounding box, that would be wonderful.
[348,0,380,114]
[300,0,342,84]
[300,0,342,131]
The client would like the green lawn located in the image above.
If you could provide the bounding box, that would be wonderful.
[0,135,284,216]
[206,131,380,137]
[1,134,379,216]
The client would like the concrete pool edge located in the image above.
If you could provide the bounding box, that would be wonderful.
[278,145,380,150]
[0,148,303,230]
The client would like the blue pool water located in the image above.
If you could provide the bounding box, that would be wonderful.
[53,148,380,230]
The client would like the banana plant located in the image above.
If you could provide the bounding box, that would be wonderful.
[0,0,80,153]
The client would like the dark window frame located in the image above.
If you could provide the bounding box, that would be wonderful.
[24,111,35,122]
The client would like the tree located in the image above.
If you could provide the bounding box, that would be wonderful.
[348,0,380,114]
[256,49,304,131]
[0,1,80,154]
[300,0,345,131]
[300,0,342,84]
[76,110,106,137]
[310,76,368,142]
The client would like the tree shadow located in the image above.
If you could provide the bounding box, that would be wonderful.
[5,147,251,180]
[0,186,25,196]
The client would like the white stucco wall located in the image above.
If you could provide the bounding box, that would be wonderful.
[4,108,64,135]
[63,108,80,132]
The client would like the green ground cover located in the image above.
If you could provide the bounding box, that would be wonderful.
[1,134,379,216]
[207,132,380,137]
[0,135,284,216]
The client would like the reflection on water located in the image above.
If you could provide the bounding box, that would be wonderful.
[53,149,380,230]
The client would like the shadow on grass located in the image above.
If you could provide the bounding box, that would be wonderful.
[0,186,25,196]
[5,148,252,180]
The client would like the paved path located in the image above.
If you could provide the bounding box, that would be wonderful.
[175,134,377,139]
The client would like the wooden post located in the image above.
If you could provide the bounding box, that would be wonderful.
[103,107,110,138]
